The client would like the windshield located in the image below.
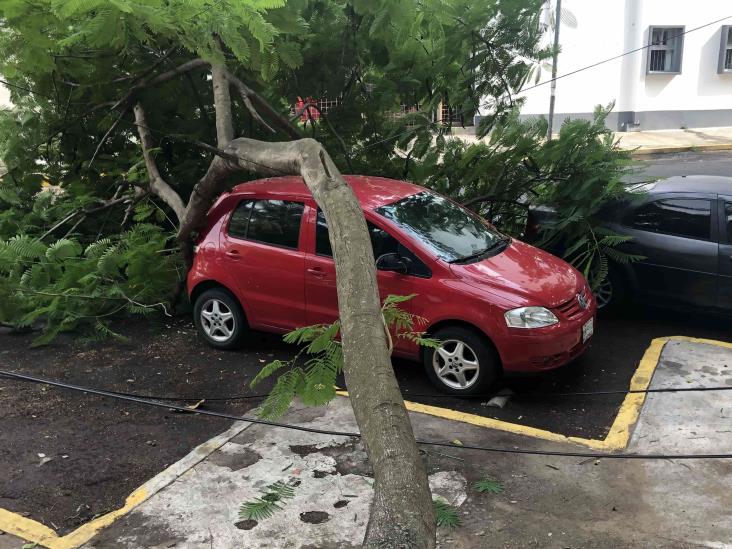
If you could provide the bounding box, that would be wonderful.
[376,191,507,263]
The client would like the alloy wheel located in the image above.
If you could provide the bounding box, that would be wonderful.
[432,339,480,390]
[200,298,236,342]
[594,277,613,310]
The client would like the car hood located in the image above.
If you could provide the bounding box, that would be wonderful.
[449,239,582,308]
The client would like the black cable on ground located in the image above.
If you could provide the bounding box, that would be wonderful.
[1,369,731,460]
[3,371,728,402]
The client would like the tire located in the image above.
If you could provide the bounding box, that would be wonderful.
[193,288,247,350]
[423,326,501,396]
[595,267,628,314]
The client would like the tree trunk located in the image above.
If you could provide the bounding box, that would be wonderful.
[132,64,436,547]
[176,137,437,548]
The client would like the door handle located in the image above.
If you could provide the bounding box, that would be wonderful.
[225,250,240,260]
[307,267,326,278]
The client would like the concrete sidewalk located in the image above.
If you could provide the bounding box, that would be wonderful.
[70,336,732,549]
[614,126,732,155]
[452,125,732,156]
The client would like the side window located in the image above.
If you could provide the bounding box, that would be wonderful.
[726,202,732,241]
[315,210,431,277]
[228,200,253,239]
[623,198,711,240]
[229,199,304,249]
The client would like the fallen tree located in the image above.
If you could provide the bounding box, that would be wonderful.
[129,60,436,546]
[0,2,445,544]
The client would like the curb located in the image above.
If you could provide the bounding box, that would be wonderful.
[0,420,253,549]
[626,143,732,156]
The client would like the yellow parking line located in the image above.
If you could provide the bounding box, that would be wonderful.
[0,420,250,548]
[2,335,729,548]
[340,335,731,451]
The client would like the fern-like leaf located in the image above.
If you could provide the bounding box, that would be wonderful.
[239,480,296,521]
[433,499,461,528]
[473,477,504,494]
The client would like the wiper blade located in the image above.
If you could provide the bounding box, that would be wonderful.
[449,238,510,264]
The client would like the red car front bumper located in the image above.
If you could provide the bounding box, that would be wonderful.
[498,311,596,373]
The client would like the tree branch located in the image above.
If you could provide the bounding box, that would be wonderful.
[211,65,235,146]
[108,58,208,112]
[112,48,175,84]
[89,108,127,168]
[132,102,186,222]
[224,70,301,139]
[310,104,354,173]
[40,195,131,240]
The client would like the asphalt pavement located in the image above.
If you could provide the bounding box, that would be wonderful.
[361,143,732,438]
[639,150,732,178]
[390,305,731,440]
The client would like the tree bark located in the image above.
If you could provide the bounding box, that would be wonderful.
[211,65,235,146]
[131,59,436,548]
[132,103,186,222]
[176,138,436,548]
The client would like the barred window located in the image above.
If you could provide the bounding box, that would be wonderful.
[647,26,684,74]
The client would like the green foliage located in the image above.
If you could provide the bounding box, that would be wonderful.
[473,477,503,494]
[239,480,296,521]
[0,217,180,346]
[0,0,621,339]
[412,105,644,288]
[433,499,461,528]
[252,294,434,420]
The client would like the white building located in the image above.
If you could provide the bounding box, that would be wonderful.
[0,84,10,108]
[485,1,732,131]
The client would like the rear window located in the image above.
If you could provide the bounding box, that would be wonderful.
[228,199,304,249]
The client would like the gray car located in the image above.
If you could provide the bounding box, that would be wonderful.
[529,175,732,312]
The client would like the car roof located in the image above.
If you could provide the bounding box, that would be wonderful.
[229,175,425,209]
[646,175,732,195]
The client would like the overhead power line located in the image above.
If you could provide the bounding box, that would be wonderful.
[1,369,731,460]
[361,13,732,151]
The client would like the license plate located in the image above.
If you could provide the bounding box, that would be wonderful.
[582,317,594,343]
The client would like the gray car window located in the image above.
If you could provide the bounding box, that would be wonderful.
[623,198,711,240]
[229,199,304,249]
[315,210,431,277]
[726,202,732,241]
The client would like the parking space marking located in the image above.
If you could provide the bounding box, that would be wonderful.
[2,335,730,548]
[341,336,732,450]
[0,420,252,548]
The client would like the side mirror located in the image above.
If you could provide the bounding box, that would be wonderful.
[376,253,410,274]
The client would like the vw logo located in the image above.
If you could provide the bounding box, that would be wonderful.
[577,293,588,310]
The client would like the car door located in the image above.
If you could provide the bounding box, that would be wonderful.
[718,197,732,308]
[614,194,719,307]
[220,198,307,330]
[304,208,431,351]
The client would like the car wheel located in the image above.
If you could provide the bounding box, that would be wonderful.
[193,288,247,350]
[595,268,627,313]
[423,326,500,396]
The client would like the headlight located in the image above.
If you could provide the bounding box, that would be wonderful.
[504,307,558,328]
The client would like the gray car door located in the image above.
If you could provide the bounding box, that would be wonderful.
[719,196,732,308]
[612,193,719,308]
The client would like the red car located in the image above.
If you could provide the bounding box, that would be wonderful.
[188,176,596,395]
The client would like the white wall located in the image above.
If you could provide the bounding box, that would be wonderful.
[510,0,732,126]
[518,0,628,117]
[0,83,10,108]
